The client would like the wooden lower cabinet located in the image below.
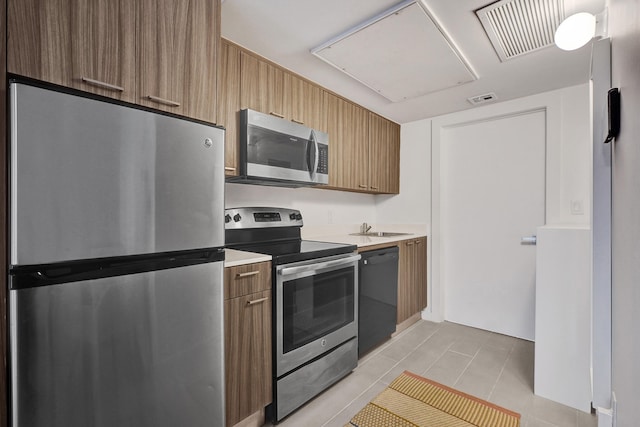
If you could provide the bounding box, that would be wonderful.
[397,237,427,324]
[224,261,272,427]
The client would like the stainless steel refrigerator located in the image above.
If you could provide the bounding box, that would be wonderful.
[8,82,226,427]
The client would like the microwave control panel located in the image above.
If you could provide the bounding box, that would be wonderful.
[317,146,328,174]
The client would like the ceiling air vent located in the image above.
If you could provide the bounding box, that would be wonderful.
[468,92,498,105]
[476,0,565,61]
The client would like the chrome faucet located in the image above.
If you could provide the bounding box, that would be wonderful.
[360,222,372,234]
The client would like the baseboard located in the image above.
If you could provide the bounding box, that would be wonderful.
[392,312,421,337]
[597,407,613,427]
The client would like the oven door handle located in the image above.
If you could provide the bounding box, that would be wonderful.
[279,254,361,277]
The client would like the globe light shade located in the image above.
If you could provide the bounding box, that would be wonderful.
[554,12,597,51]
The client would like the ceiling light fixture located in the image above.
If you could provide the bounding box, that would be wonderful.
[554,10,607,51]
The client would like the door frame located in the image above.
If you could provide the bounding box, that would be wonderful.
[425,91,568,323]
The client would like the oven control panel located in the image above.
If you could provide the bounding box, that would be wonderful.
[225,207,303,229]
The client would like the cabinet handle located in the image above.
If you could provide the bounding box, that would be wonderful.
[358,184,367,188]
[292,118,304,124]
[406,241,415,246]
[370,186,379,190]
[81,77,124,92]
[235,270,260,279]
[147,95,181,107]
[415,240,422,244]
[269,111,284,118]
[246,297,268,306]
[225,167,237,172]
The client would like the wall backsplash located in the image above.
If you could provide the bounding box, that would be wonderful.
[225,183,377,226]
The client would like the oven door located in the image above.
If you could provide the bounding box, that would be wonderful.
[275,253,360,377]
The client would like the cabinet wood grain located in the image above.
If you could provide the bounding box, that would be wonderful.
[72,0,136,101]
[224,261,272,301]
[369,112,400,194]
[326,93,368,191]
[284,74,325,131]
[9,0,136,101]
[218,40,241,176]
[8,0,73,86]
[240,51,284,118]
[224,261,272,427]
[224,289,272,427]
[138,0,219,122]
[397,237,427,324]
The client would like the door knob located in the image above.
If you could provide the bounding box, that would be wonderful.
[521,235,537,245]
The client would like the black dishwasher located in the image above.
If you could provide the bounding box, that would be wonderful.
[358,246,399,357]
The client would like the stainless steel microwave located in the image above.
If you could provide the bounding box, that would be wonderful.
[228,109,329,187]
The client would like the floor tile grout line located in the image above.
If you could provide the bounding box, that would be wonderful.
[487,343,515,401]
[453,346,480,386]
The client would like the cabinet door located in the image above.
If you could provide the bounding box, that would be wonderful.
[73,0,136,101]
[397,238,428,324]
[369,113,400,194]
[284,74,325,132]
[8,0,73,86]
[397,239,413,324]
[8,0,136,101]
[326,93,368,191]
[224,290,272,427]
[217,40,241,177]
[240,51,284,118]
[138,0,219,122]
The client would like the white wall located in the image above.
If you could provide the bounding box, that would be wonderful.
[225,183,376,227]
[609,0,640,424]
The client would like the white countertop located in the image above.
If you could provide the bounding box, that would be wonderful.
[312,231,427,248]
[224,248,271,267]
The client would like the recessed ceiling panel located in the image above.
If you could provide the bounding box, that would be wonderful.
[311,0,477,103]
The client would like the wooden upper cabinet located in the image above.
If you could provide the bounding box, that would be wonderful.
[217,40,241,176]
[240,51,284,118]
[73,0,136,101]
[8,0,136,101]
[325,92,368,191]
[9,0,220,122]
[138,0,219,122]
[369,112,400,194]
[284,73,325,132]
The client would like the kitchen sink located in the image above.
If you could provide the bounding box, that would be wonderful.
[349,231,411,237]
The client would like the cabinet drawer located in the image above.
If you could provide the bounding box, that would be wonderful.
[224,261,271,299]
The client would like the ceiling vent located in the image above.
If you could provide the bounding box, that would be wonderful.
[311,0,478,102]
[476,0,565,61]
[468,92,499,105]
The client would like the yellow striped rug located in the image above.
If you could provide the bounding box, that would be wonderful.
[347,371,520,427]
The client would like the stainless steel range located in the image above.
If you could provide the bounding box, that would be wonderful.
[225,207,359,422]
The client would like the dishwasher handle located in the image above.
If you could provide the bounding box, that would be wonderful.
[279,254,361,276]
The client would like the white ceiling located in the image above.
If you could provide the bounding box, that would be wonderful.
[221,0,604,124]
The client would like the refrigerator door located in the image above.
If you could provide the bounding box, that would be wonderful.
[10,82,225,265]
[10,261,225,427]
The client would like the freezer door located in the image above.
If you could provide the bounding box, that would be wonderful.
[10,83,225,265]
[10,261,225,427]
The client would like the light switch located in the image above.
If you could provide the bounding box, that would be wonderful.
[571,200,584,215]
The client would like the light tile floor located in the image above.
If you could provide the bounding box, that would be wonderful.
[270,320,597,427]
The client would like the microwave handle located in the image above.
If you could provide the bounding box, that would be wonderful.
[307,130,319,179]
[279,254,361,277]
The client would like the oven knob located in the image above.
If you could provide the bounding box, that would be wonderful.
[225,214,231,223]
[295,213,302,220]
[233,213,242,222]
[289,213,296,220]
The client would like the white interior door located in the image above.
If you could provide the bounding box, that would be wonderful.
[441,110,545,340]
